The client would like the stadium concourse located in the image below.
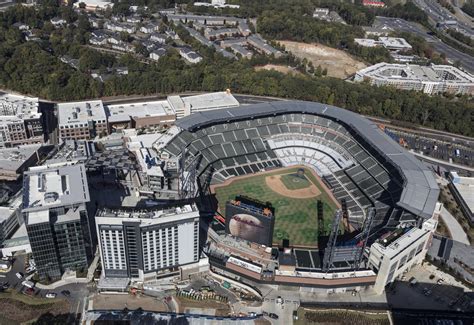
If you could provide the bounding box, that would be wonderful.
[151,100,441,293]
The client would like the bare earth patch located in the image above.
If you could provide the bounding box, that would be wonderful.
[277,40,367,79]
[265,174,321,199]
[255,64,302,75]
[92,294,168,312]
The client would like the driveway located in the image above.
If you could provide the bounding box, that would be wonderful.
[439,206,470,245]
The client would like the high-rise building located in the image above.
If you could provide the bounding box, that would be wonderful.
[22,162,92,281]
[95,204,200,282]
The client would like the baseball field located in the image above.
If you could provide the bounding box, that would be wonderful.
[211,166,340,247]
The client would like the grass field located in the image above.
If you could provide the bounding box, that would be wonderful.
[280,173,311,190]
[213,167,338,247]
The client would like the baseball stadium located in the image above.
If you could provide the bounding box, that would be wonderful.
[154,100,439,289]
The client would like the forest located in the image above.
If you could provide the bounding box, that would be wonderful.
[0,1,472,137]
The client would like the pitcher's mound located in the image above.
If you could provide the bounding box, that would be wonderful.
[265,174,321,199]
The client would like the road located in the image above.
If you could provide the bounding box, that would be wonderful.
[374,16,474,73]
[439,206,470,245]
[413,0,473,38]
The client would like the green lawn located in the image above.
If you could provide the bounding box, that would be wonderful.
[213,167,338,247]
[280,172,311,190]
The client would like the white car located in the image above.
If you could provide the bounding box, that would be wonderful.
[15,272,23,279]
[45,293,56,299]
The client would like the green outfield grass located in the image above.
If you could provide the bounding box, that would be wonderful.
[213,167,338,247]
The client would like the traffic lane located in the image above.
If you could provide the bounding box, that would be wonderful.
[374,17,474,72]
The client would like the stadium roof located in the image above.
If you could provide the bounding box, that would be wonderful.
[176,100,439,219]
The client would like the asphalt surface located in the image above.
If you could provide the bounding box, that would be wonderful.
[413,0,473,38]
[374,16,474,73]
[383,127,474,170]
[0,255,89,322]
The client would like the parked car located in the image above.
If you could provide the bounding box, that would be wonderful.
[61,290,71,297]
[21,280,35,289]
[268,313,279,319]
[46,293,56,299]
[15,272,23,279]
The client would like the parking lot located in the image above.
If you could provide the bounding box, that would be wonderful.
[388,264,473,312]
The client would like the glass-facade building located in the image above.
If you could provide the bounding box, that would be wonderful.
[26,208,89,281]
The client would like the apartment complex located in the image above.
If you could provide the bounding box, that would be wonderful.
[0,94,43,148]
[22,163,92,281]
[95,204,200,282]
[354,63,474,95]
[58,100,108,140]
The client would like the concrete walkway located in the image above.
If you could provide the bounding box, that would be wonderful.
[440,206,470,245]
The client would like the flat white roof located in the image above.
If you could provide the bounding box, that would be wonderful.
[96,204,200,226]
[450,172,474,214]
[106,100,175,123]
[357,63,474,84]
[0,144,42,172]
[379,37,412,49]
[57,100,106,125]
[73,0,113,8]
[23,162,90,211]
[181,91,239,110]
[0,93,40,120]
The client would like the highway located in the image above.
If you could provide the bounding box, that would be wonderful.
[374,16,474,73]
[413,0,473,39]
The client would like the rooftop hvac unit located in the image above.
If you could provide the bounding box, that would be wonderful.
[87,110,93,117]
[72,112,78,119]
[86,103,91,109]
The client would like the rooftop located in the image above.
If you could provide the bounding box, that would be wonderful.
[0,93,40,120]
[450,172,474,214]
[22,162,90,212]
[0,144,42,172]
[357,63,474,84]
[181,91,239,111]
[106,100,175,123]
[175,100,439,219]
[96,204,200,226]
[58,100,106,125]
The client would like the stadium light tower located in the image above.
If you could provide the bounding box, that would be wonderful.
[322,209,343,272]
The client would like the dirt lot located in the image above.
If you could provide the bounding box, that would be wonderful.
[254,64,302,75]
[92,294,168,312]
[0,293,70,324]
[277,40,367,79]
[176,297,231,316]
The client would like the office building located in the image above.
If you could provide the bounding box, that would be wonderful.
[58,100,108,140]
[0,94,43,148]
[368,207,439,294]
[95,204,200,282]
[354,37,412,52]
[22,163,92,281]
[354,63,474,95]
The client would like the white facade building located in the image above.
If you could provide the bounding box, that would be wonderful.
[95,204,200,281]
[368,204,440,294]
[354,63,474,95]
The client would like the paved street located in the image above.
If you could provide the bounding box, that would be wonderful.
[374,16,474,73]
